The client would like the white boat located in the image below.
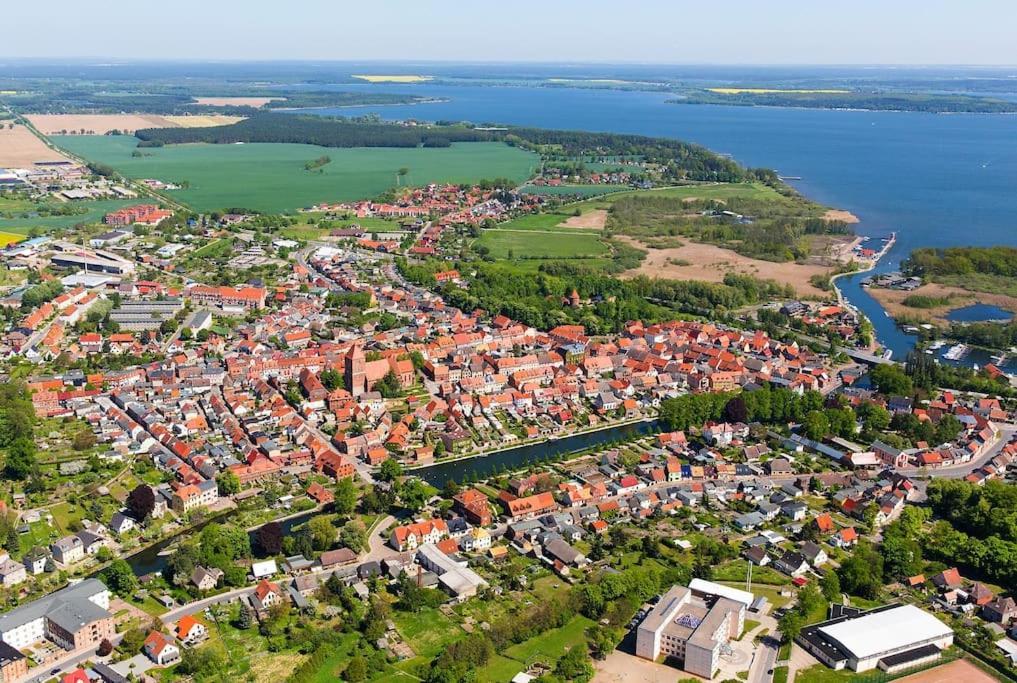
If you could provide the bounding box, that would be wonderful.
[929,340,946,350]
[944,344,969,361]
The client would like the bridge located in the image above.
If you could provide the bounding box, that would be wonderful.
[843,348,893,365]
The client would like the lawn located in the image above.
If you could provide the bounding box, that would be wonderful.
[715,559,791,586]
[52,136,539,213]
[476,229,610,259]
[0,198,138,233]
[495,211,586,231]
[475,615,594,679]
[392,607,463,658]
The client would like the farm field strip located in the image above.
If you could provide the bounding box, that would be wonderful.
[52,136,538,213]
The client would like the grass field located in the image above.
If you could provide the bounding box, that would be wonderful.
[0,198,138,233]
[477,229,610,259]
[51,136,539,213]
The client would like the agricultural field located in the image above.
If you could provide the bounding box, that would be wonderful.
[0,123,73,167]
[27,114,178,135]
[352,75,433,83]
[52,136,539,213]
[0,198,138,233]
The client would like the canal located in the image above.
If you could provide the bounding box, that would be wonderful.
[415,420,660,487]
[122,507,320,577]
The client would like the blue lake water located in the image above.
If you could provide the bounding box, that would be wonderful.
[299,83,1017,357]
[946,303,1014,323]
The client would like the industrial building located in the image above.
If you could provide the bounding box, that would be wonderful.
[415,543,487,601]
[636,582,749,678]
[797,604,953,673]
[48,241,136,276]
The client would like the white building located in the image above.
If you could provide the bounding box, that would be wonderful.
[798,604,953,673]
[0,579,111,650]
[636,584,747,678]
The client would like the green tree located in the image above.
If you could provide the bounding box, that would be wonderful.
[820,570,841,604]
[334,477,357,517]
[100,559,138,597]
[345,655,367,682]
[216,471,241,495]
[4,438,37,480]
[308,515,337,551]
[378,457,404,482]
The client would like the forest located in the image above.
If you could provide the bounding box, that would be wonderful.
[134,114,493,148]
[905,246,1017,278]
[505,127,769,183]
[1,88,424,115]
[674,89,1017,114]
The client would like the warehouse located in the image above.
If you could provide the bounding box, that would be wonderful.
[798,604,953,672]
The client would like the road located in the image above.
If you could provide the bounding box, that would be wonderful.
[747,631,781,683]
[897,424,1016,480]
[19,634,123,683]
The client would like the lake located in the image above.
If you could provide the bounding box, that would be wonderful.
[946,303,1014,323]
[299,82,1017,358]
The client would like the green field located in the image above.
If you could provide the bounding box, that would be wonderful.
[477,229,610,259]
[52,136,539,213]
[0,198,138,233]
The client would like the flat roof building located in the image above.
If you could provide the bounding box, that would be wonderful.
[636,584,747,678]
[798,604,953,672]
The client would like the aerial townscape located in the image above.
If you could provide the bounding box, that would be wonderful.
[1,6,1017,683]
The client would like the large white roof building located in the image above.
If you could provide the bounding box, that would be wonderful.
[799,604,953,672]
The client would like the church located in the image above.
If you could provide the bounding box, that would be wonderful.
[344,344,415,396]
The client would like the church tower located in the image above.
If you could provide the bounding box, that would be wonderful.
[344,344,368,397]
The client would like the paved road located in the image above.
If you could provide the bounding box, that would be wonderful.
[897,425,1015,480]
[19,634,123,683]
[747,631,781,683]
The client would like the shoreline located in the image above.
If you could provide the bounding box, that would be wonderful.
[404,415,655,471]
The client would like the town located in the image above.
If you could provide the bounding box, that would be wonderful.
[1,67,1016,683]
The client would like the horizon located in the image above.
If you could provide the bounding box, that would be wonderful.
[5,0,1017,65]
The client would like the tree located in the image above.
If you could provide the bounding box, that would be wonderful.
[119,627,147,654]
[838,543,884,599]
[778,610,804,643]
[399,478,431,512]
[345,655,368,682]
[555,646,594,682]
[308,515,337,551]
[869,364,913,396]
[722,396,748,424]
[339,519,368,553]
[334,477,357,517]
[236,603,253,630]
[216,471,241,495]
[802,410,830,441]
[320,368,343,391]
[72,429,97,451]
[820,570,841,604]
[97,638,114,656]
[378,458,403,482]
[3,438,37,480]
[257,521,284,556]
[126,485,156,521]
[101,559,138,597]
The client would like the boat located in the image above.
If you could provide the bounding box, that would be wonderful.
[990,353,1007,365]
[882,349,893,360]
[928,340,946,350]
[944,344,969,361]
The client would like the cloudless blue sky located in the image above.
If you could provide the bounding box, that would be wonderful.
[6,0,1017,64]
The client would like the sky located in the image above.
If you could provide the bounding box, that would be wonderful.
[5,0,1017,64]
